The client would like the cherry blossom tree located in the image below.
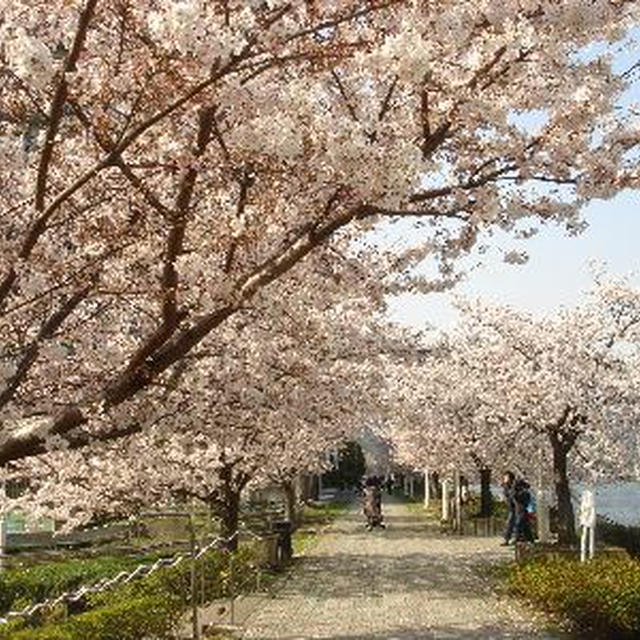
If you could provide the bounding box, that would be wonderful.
[1,0,640,463]
[3,272,389,546]
[387,277,640,544]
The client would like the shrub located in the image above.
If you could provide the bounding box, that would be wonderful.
[0,543,264,639]
[3,592,181,640]
[0,554,163,615]
[509,556,640,638]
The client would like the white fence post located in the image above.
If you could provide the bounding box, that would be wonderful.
[537,488,551,543]
[454,471,462,533]
[0,516,5,570]
[0,481,6,571]
[579,489,596,562]
[442,479,451,521]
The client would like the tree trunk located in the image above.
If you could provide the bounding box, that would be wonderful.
[430,472,441,499]
[549,431,577,546]
[479,467,493,518]
[282,480,297,528]
[217,492,240,552]
[212,466,242,552]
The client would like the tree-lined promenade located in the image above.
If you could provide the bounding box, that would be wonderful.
[1,0,640,638]
[1,0,639,463]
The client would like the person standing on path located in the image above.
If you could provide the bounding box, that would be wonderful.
[363,477,385,530]
[501,471,516,546]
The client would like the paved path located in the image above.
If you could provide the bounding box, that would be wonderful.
[240,497,555,640]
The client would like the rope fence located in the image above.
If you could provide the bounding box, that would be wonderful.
[0,527,254,625]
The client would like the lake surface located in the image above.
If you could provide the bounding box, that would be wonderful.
[488,481,640,526]
[589,482,640,525]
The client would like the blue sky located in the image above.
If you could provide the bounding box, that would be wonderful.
[387,191,640,331]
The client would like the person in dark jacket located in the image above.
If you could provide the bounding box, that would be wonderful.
[501,471,516,546]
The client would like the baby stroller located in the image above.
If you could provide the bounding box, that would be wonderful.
[363,481,385,530]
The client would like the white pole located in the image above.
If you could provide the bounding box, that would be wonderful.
[579,489,596,562]
[409,474,415,499]
[404,475,409,496]
[0,517,5,570]
[589,491,596,559]
[442,479,451,521]
[424,468,430,508]
[537,489,550,543]
[454,471,462,533]
[0,481,6,570]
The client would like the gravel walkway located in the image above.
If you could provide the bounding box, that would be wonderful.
[240,496,557,640]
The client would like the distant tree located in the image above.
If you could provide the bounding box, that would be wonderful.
[324,441,367,489]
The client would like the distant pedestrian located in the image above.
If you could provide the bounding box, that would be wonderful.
[363,477,385,530]
[501,471,516,546]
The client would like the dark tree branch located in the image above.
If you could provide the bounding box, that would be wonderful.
[35,0,99,211]
[123,105,216,376]
[0,285,91,409]
[331,70,359,123]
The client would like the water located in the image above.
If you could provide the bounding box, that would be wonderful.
[488,481,640,526]
[590,482,640,526]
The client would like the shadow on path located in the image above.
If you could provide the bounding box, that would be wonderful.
[240,497,554,640]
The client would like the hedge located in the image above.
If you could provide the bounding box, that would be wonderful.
[508,555,640,638]
[4,592,181,640]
